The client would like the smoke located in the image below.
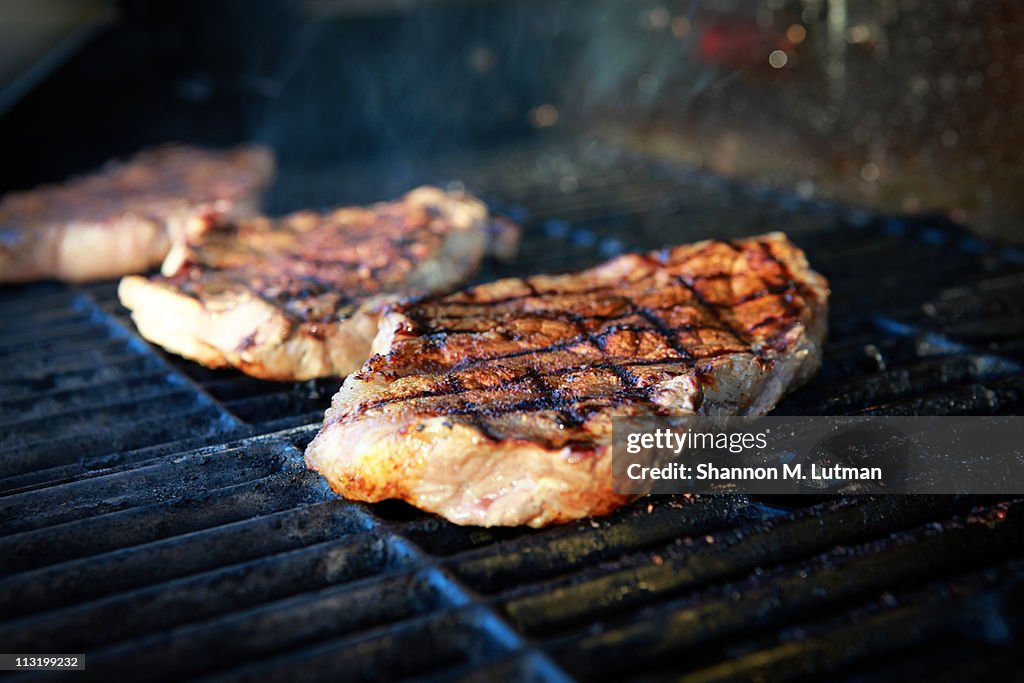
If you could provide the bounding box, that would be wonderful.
[177,0,735,209]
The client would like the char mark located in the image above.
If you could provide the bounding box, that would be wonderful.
[362,355,718,412]
[431,279,624,310]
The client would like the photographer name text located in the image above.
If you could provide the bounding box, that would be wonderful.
[625,462,883,482]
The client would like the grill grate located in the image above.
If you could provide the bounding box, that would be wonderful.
[2,146,1023,681]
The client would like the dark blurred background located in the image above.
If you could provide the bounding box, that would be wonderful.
[1,0,1022,240]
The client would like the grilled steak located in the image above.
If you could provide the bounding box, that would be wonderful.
[0,144,274,283]
[119,187,517,380]
[305,232,829,527]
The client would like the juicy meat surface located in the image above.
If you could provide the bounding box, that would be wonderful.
[306,232,829,527]
[0,144,274,283]
[119,187,517,380]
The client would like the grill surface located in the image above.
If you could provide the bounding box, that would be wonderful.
[2,144,1024,681]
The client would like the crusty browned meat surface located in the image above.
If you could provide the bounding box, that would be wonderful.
[0,144,274,283]
[119,187,517,380]
[306,232,829,527]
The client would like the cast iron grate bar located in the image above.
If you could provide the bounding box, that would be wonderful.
[490,496,987,636]
[85,569,486,682]
[655,558,1024,683]
[0,501,371,620]
[540,505,1024,680]
[0,284,246,492]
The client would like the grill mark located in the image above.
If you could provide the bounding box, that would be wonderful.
[430,298,712,367]
[444,373,465,397]
[410,241,798,317]
[415,304,734,336]
[604,362,643,401]
[357,238,813,423]
[733,281,799,306]
[688,271,732,282]
[756,239,791,275]
[565,310,637,383]
[362,357,702,411]
[523,279,542,297]
[755,240,808,302]
[599,322,697,341]
[671,273,751,347]
[255,272,357,324]
[373,305,690,418]
[174,259,359,323]
[568,311,605,350]
[522,366,552,395]
[286,273,354,300]
[748,315,786,333]
[634,307,694,360]
[415,315,730,357]
[285,232,433,271]
[442,374,501,440]
[398,301,433,336]
[673,282,792,345]
[286,255,409,270]
[370,315,750,410]
[667,243,794,348]
[556,407,587,428]
[621,241,781,351]
[744,240,814,339]
[164,202,454,327]
[667,240,802,308]
[431,280,627,310]
[522,366,583,428]
[449,336,590,369]
[437,394,642,419]
[174,269,305,324]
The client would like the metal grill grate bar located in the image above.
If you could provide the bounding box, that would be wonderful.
[855,376,1024,415]
[497,497,980,635]
[0,501,368,619]
[665,559,1024,683]
[0,370,175,411]
[0,286,83,315]
[0,442,291,534]
[84,568,462,682]
[543,504,1023,679]
[0,337,136,373]
[779,353,1021,415]
[0,533,414,652]
[0,407,242,477]
[443,497,754,594]
[0,429,254,496]
[0,469,329,574]
[0,387,205,434]
[201,607,521,683]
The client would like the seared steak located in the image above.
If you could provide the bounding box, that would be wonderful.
[305,232,829,527]
[0,144,274,283]
[119,187,517,380]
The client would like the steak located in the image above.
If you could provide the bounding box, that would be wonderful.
[119,187,518,380]
[0,144,274,283]
[305,232,829,527]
